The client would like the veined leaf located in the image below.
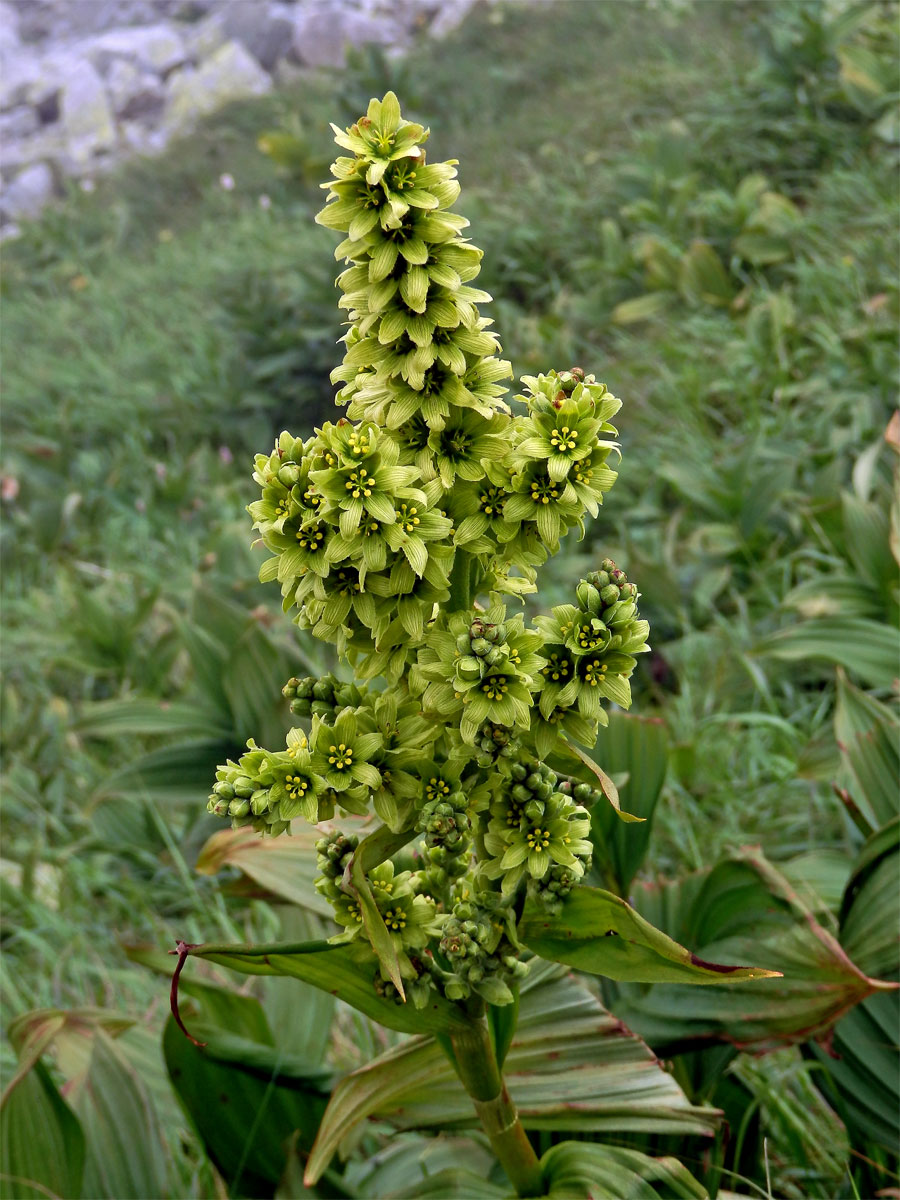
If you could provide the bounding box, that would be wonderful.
[195,825,333,916]
[602,849,897,1052]
[519,885,778,986]
[184,939,470,1036]
[756,617,899,689]
[809,990,899,1155]
[163,986,330,1197]
[834,671,900,833]
[71,698,231,740]
[305,962,720,1184]
[72,1029,169,1200]
[540,1140,705,1199]
[587,712,668,895]
[0,1059,85,1200]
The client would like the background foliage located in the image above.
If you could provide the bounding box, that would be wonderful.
[1,1,897,1197]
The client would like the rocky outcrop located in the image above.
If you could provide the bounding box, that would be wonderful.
[0,0,484,232]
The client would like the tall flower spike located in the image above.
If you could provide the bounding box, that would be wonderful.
[206,93,649,1017]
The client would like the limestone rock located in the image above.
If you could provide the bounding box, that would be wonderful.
[220,1,295,71]
[1,161,55,219]
[86,23,188,74]
[59,59,117,162]
[164,39,271,134]
[0,0,20,56]
[105,57,165,118]
[0,105,39,140]
[182,9,227,60]
[291,4,397,70]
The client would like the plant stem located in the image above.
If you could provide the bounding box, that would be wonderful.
[448,550,473,612]
[448,1013,543,1197]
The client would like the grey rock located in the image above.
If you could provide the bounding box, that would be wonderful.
[85,22,188,74]
[427,0,478,37]
[0,103,38,140]
[164,38,270,134]
[0,48,45,110]
[1,159,54,217]
[58,58,117,161]
[292,4,397,69]
[105,56,165,118]
[0,1,20,55]
[182,9,226,60]
[220,0,294,71]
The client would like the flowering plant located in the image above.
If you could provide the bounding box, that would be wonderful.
[183,94,773,1197]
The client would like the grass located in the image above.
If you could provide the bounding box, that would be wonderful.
[1,1,897,1196]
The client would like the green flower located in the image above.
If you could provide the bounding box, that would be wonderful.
[311,423,423,537]
[503,464,583,549]
[426,409,509,488]
[309,708,383,792]
[328,92,426,186]
[482,791,592,896]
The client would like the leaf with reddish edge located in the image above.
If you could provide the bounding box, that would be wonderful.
[304,962,720,1185]
[600,848,898,1053]
[195,825,333,916]
[519,885,778,987]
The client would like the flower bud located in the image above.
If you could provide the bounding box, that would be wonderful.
[277,464,301,487]
[229,797,251,817]
[251,789,271,816]
[471,637,491,657]
[290,697,312,716]
[213,781,235,799]
[600,584,620,605]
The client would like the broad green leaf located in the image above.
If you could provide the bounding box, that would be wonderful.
[519,885,778,986]
[195,826,333,916]
[540,1140,705,1199]
[840,817,899,981]
[305,963,719,1183]
[756,617,899,689]
[71,698,230,740]
[163,986,330,1199]
[587,712,669,895]
[222,622,297,748]
[834,672,900,833]
[93,736,234,805]
[72,1029,169,1200]
[809,990,899,1155]
[345,1135,506,1200]
[0,1058,85,1200]
[841,491,897,596]
[601,849,896,1052]
[185,939,470,1036]
[612,292,672,324]
[5,1007,134,1098]
[678,240,734,306]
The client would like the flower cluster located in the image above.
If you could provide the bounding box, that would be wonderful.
[205,94,652,1010]
[531,560,650,757]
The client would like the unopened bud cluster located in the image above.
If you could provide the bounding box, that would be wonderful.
[205,94,651,1009]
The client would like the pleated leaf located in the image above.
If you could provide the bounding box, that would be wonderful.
[756,617,899,689]
[519,886,778,985]
[0,1059,85,1200]
[72,1029,169,1200]
[305,962,719,1183]
[195,825,333,916]
[587,712,669,895]
[540,1141,705,1200]
[601,848,897,1053]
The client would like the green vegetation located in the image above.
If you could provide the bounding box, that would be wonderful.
[1,2,897,1198]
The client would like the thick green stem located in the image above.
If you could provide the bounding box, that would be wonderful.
[448,550,473,612]
[447,1014,543,1197]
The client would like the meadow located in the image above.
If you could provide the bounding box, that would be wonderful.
[1,2,898,1197]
